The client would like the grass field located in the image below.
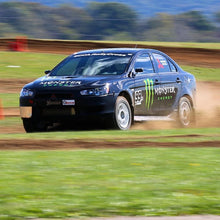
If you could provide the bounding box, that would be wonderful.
[0,52,66,79]
[0,93,19,107]
[182,66,220,82]
[0,147,220,219]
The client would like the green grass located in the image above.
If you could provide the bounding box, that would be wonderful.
[0,52,66,79]
[0,93,19,108]
[182,65,220,81]
[0,117,21,128]
[0,147,219,219]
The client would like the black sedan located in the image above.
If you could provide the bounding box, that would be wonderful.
[20,48,196,132]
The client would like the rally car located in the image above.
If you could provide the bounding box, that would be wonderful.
[20,48,196,132]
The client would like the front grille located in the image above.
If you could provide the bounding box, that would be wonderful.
[34,92,76,107]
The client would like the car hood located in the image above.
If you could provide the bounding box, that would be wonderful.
[26,75,121,91]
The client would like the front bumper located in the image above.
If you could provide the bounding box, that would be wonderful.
[20,94,116,120]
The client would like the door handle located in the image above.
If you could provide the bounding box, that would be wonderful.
[154,79,159,85]
[176,78,182,83]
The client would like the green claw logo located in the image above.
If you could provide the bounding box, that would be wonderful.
[144,79,154,109]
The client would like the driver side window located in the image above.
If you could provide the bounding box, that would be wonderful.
[134,53,154,74]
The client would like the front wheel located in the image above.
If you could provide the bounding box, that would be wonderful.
[114,96,132,130]
[178,96,195,127]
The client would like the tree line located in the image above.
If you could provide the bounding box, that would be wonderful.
[0,2,219,42]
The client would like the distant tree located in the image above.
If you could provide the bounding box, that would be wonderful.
[216,11,220,23]
[53,5,92,39]
[86,2,137,40]
[179,11,215,31]
[137,12,218,42]
[137,13,177,41]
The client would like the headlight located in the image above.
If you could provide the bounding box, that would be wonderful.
[20,88,34,97]
[80,84,110,96]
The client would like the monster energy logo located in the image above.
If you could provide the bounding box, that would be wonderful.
[144,79,154,110]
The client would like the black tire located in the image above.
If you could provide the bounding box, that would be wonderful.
[22,118,47,133]
[178,96,195,127]
[114,96,132,130]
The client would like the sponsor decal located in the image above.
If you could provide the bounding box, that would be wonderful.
[74,53,130,58]
[154,86,175,95]
[144,79,154,110]
[144,79,176,108]
[62,100,75,106]
[155,86,175,102]
[46,100,61,106]
[157,96,173,101]
[40,81,81,87]
[157,59,164,69]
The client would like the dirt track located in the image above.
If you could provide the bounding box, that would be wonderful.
[0,38,220,68]
[0,138,219,150]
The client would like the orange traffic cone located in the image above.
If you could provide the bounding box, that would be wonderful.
[0,99,4,120]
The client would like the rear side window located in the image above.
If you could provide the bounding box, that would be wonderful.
[152,53,170,73]
[134,53,154,73]
[168,60,177,72]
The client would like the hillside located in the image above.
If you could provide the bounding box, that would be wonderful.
[0,2,219,41]
[1,0,220,17]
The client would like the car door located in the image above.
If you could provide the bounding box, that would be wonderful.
[152,53,182,114]
[133,53,160,116]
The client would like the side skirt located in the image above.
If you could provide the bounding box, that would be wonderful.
[134,111,177,122]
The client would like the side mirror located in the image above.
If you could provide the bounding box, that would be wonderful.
[135,68,144,73]
[45,70,51,75]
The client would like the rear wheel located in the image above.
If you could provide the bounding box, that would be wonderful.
[178,96,195,127]
[114,96,132,130]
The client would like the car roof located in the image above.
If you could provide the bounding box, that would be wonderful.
[74,48,161,55]
[73,48,183,72]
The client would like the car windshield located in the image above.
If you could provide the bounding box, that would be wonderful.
[49,53,132,76]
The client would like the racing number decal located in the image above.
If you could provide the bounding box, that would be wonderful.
[135,90,143,106]
[144,79,154,110]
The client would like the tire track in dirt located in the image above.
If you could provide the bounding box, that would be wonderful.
[0,139,219,150]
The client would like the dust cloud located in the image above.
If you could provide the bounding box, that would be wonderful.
[132,81,220,130]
